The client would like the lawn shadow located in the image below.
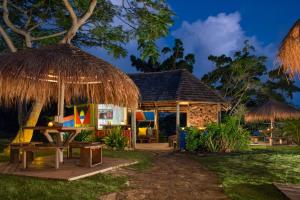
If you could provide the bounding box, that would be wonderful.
[226,183,288,200]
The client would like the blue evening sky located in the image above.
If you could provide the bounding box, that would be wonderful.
[88,0,300,106]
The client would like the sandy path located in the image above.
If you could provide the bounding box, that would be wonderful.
[101,152,227,200]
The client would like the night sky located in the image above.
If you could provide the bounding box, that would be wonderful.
[87,0,300,106]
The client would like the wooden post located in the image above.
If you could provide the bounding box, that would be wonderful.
[131,109,137,149]
[176,103,180,149]
[270,119,274,146]
[57,79,65,162]
[22,150,27,169]
[154,109,159,143]
[55,148,60,169]
[217,103,222,124]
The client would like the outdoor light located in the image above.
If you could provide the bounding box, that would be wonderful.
[48,121,54,127]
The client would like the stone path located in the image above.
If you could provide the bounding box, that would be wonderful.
[100,152,228,200]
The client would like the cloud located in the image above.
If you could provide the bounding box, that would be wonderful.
[172,12,277,76]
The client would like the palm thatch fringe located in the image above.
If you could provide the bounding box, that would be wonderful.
[245,99,300,122]
[0,44,139,108]
[278,19,300,77]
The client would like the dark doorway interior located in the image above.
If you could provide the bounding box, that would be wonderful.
[158,112,187,142]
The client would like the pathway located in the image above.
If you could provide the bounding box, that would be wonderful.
[101,152,228,200]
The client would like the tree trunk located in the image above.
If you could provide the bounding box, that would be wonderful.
[11,100,44,143]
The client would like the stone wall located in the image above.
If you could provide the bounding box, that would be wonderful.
[187,103,220,128]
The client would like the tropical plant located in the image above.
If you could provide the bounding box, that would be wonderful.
[185,127,202,151]
[74,130,94,142]
[103,127,128,150]
[131,38,195,72]
[282,120,300,145]
[199,116,250,152]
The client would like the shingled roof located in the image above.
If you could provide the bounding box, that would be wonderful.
[128,69,225,103]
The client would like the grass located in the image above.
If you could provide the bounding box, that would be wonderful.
[0,174,127,200]
[195,145,300,200]
[0,140,154,200]
[103,149,154,171]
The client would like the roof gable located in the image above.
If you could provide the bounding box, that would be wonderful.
[129,69,225,103]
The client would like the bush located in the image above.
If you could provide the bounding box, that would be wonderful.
[185,127,202,151]
[74,130,94,142]
[185,116,250,153]
[103,126,128,150]
[203,116,250,152]
[282,120,300,145]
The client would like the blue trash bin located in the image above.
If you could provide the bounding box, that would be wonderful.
[179,130,187,151]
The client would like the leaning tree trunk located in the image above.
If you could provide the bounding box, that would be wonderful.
[11,100,44,143]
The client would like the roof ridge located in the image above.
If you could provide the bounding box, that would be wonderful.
[128,69,187,76]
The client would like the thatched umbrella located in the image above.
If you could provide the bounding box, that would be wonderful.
[245,99,300,143]
[0,44,140,122]
[278,19,300,77]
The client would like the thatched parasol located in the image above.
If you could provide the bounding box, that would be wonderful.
[278,19,300,77]
[0,44,140,121]
[245,100,300,145]
[245,99,300,130]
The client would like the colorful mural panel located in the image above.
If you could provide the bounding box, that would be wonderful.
[74,104,95,127]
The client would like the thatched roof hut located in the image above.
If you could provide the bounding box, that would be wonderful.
[278,19,300,77]
[0,44,139,108]
[245,99,300,123]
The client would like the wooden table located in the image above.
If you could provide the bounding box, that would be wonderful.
[21,126,95,168]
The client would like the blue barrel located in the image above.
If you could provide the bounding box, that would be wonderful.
[179,130,187,151]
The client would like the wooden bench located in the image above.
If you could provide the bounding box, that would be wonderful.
[10,142,42,164]
[68,142,103,167]
[22,144,67,169]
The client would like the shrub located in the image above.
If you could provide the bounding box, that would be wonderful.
[185,116,250,153]
[202,116,250,152]
[282,120,300,145]
[74,130,94,142]
[185,127,202,151]
[103,126,128,150]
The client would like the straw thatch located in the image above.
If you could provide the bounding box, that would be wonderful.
[278,19,300,77]
[0,44,139,108]
[245,99,300,122]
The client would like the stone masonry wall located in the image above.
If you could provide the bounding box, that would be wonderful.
[187,104,220,128]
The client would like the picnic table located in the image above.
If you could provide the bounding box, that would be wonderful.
[20,126,95,169]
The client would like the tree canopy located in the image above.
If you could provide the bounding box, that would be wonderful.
[0,0,174,60]
[130,38,195,72]
[202,41,300,113]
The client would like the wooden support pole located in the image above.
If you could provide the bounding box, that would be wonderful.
[217,103,221,124]
[270,119,274,146]
[58,79,65,162]
[176,103,180,149]
[154,110,159,142]
[131,109,137,149]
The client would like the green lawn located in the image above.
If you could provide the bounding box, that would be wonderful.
[0,142,154,200]
[195,146,300,200]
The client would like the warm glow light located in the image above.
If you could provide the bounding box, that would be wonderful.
[48,121,54,127]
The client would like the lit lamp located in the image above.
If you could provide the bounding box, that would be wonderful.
[48,121,54,127]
